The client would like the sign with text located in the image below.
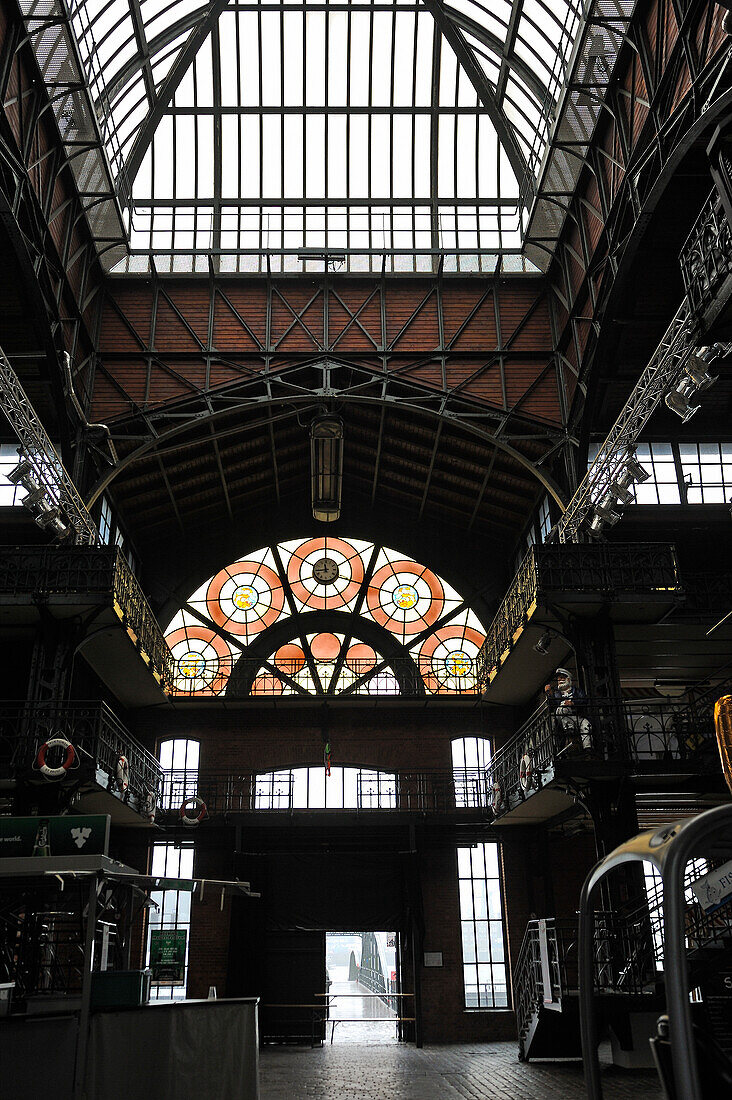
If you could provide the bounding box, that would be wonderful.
[0,815,110,858]
[691,860,732,914]
[150,929,187,984]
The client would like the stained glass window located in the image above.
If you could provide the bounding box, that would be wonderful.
[164,535,486,697]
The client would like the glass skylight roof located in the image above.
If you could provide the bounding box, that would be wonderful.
[60,0,596,270]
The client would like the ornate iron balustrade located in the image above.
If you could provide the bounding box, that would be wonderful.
[476,543,682,686]
[680,188,732,321]
[172,655,480,698]
[0,546,174,690]
[3,700,163,811]
[158,766,489,816]
[681,572,732,614]
[488,697,718,819]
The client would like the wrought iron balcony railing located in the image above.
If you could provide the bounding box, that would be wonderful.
[488,696,720,819]
[173,655,480,698]
[157,765,490,816]
[3,700,164,811]
[475,543,682,687]
[0,546,174,690]
[680,188,732,321]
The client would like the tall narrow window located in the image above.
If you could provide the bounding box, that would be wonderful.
[159,739,200,812]
[458,843,508,1008]
[452,737,490,808]
[538,496,552,542]
[147,842,195,1001]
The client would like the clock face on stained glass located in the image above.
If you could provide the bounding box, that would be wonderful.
[312,557,340,584]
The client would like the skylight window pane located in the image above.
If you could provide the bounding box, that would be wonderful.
[439,43,457,106]
[240,116,261,198]
[370,115,390,196]
[175,116,197,195]
[218,15,239,105]
[283,13,304,106]
[349,115,368,195]
[197,115,214,195]
[152,116,174,197]
[456,115,477,198]
[414,15,433,106]
[438,115,456,195]
[262,116,282,195]
[327,13,348,103]
[392,115,413,198]
[327,115,347,196]
[371,12,395,108]
[259,14,280,107]
[282,116,302,197]
[349,13,370,107]
[414,115,430,195]
[306,115,325,197]
[392,13,416,106]
[305,12,326,106]
[239,13,260,106]
[193,39,214,108]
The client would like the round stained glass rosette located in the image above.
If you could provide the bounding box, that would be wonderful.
[418,625,485,693]
[287,537,364,610]
[367,560,444,637]
[166,625,231,695]
[206,560,284,637]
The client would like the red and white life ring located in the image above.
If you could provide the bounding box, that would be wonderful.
[519,753,534,792]
[180,796,207,826]
[36,737,75,780]
[143,788,157,823]
[116,756,130,792]
[491,780,505,816]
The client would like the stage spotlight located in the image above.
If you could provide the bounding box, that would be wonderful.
[665,377,701,422]
[589,492,623,534]
[665,345,722,421]
[685,348,719,390]
[533,632,552,655]
[6,457,40,493]
[37,510,72,539]
[310,414,344,522]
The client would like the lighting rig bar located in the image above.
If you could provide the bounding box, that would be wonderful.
[0,348,98,545]
[551,298,728,543]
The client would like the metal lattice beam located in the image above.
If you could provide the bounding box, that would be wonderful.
[0,347,99,545]
[550,297,719,543]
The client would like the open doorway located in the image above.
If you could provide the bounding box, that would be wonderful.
[325,932,401,1044]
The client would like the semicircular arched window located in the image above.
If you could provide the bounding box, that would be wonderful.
[163,537,485,697]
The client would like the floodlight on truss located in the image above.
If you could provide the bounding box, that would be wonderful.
[664,344,720,422]
[551,292,730,542]
[0,348,98,545]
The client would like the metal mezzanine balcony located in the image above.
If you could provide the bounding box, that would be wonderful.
[487,694,725,826]
[3,700,164,824]
[155,765,492,819]
[475,542,683,704]
[0,546,174,704]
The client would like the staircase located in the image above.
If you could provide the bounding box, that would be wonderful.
[514,914,663,1062]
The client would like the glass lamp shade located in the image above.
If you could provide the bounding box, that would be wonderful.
[714,695,732,796]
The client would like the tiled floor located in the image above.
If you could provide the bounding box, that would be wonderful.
[259,1041,663,1099]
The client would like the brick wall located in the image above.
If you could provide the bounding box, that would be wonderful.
[121,704,599,1041]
